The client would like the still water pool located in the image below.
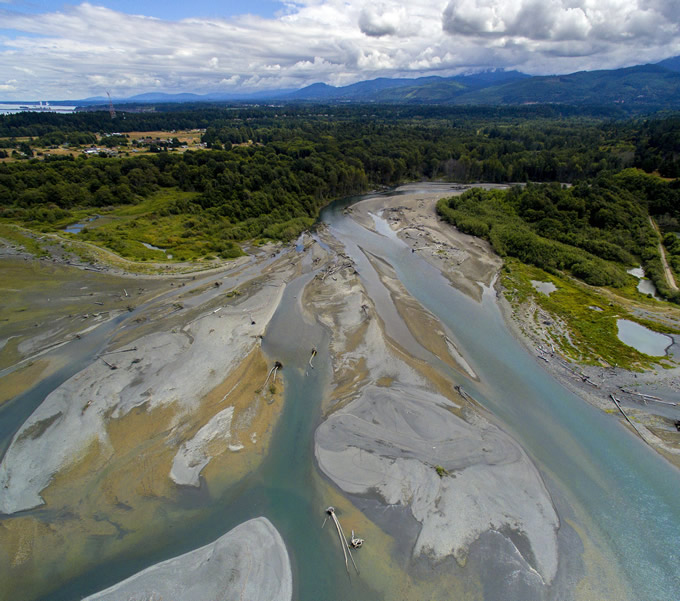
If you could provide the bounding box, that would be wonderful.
[617,319,672,356]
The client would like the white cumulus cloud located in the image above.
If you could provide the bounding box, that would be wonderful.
[0,0,677,100]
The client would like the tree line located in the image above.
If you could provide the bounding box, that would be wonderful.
[0,105,678,269]
[437,171,680,301]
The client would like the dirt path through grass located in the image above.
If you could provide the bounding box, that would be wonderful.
[650,216,678,292]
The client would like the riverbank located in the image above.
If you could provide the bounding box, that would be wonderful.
[498,292,680,468]
[350,182,504,301]
[363,183,680,469]
[305,204,572,600]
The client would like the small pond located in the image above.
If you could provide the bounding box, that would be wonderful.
[64,216,98,234]
[141,242,164,252]
[637,279,659,298]
[616,319,672,356]
[627,266,659,299]
[140,242,173,259]
[531,280,557,295]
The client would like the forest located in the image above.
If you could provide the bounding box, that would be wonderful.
[437,171,680,301]
[0,105,679,288]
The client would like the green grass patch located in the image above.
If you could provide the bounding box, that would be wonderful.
[59,241,96,264]
[69,189,244,262]
[434,465,449,478]
[0,224,48,257]
[501,258,679,370]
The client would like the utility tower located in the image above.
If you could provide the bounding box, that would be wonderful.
[106,91,116,119]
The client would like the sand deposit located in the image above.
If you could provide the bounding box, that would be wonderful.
[315,384,559,583]
[0,280,286,514]
[306,233,559,586]
[170,406,236,486]
[352,184,503,300]
[82,517,292,601]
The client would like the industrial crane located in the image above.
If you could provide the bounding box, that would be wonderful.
[106,90,116,119]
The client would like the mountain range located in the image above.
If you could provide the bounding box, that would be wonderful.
[73,56,680,110]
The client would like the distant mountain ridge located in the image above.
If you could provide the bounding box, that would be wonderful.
[448,63,680,108]
[656,56,680,73]
[56,56,680,110]
[282,70,529,101]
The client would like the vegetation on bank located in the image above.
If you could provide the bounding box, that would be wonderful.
[500,260,678,370]
[437,170,680,303]
[0,106,678,265]
[71,189,248,262]
[0,223,48,257]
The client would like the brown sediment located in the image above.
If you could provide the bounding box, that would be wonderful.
[200,348,285,486]
[0,346,284,601]
[0,359,51,404]
[647,426,680,469]
[381,328,465,409]
[323,356,369,416]
[567,518,633,601]
[365,251,478,380]
[0,337,22,371]
[0,516,53,570]
[303,245,467,413]
[37,346,282,510]
[312,469,478,601]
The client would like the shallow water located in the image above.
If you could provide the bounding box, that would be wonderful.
[3,186,680,600]
[63,216,98,233]
[638,278,659,298]
[531,280,557,295]
[322,190,680,600]
[140,242,165,252]
[617,318,672,356]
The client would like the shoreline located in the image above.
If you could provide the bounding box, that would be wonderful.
[306,203,568,599]
[361,183,680,468]
[0,241,301,600]
[496,288,680,468]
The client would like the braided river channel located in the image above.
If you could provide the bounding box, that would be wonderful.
[1,184,679,601]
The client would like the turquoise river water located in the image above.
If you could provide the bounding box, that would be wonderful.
[1,187,679,600]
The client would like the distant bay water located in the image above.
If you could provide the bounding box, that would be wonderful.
[0,103,77,115]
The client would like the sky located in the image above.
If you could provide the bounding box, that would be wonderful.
[0,0,678,100]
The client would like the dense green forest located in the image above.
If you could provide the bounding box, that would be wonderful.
[0,105,679,283]
[0,104,626,138]
[437,170,680,301]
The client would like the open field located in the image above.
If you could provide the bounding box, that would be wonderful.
[0,129,207,163]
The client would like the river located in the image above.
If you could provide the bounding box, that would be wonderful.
[2,186,679,600]
[323,188,680,600]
